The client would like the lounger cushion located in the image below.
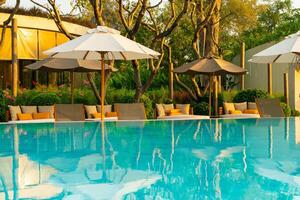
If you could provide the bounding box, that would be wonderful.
[248,102,257,110]
[243,109,259,114]
[17,113,33,120]
[84,105,98,119]
[38,106,55,118]
[106,112,117,118]
[229,110,243,114]
[21,106,38,114]
[223,102,235,114]
[33,112,51,119]
[156,104,165,117]
[163,104,174,115]
[92,113,102,119]
[234,102,247,112]
[175,104,190,115]
[8,106,22,121]
[96,105,112,114]
[169,109,182,116]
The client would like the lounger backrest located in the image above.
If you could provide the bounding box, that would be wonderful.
[255,98,284,117]
[114,103,147,120]
[55,104,85,121]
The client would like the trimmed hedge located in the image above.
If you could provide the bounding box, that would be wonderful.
[29,93,61,106]
[233,89,269,103]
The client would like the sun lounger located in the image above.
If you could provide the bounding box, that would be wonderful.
[114,103,147,120]
[256,98,284,117]
[55,104,85,121]
[154,103,209,120]
[83,105,118,121]
[7,105,55,123]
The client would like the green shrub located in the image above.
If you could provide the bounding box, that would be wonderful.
[15,89,40,105]
[146,88,170,104]
[106,88,135,104]
[291,110,300,117]
[0,90,15,122]
[280,103,291,117]
[140,95,154,119]
[222,90,238,102]
[193,102,211,115]
[198,92,224,107]
[233,89,269,103]
[29,93,61,106]
[74,88,98,105]
[106,88,155,118]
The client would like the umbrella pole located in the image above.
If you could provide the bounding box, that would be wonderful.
[209,76,212,117]
[214,76,218,117]
[100,53,106,121]
[70,71,74,104]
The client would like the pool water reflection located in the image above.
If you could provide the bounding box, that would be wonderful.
[0,118,300,199]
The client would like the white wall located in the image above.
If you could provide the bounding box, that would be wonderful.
[232,42,299,110]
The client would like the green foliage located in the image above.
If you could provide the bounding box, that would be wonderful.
[280,102,291,117]
[193,102,211,115]
[15,90,40,105]
[106,88,155,119]
[291,110,300,117]
[233,89,269,103]
[147,88,170,104]
[0,90,15,122]
[223,0,300,60]
[73,89,98,105]
[223,90,238,102]
[29,93,61,106]
[140,95,154,119]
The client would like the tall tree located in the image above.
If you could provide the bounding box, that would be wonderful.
[117,0,190,102]
[174,0,220,101]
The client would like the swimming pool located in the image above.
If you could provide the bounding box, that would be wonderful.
[0,118,300,199]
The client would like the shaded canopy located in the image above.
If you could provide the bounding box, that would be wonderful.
[25,58,117,72]
[43,26,160,120]
[174,57,247,75]
[44,26,160,60]
[250,31,300,64]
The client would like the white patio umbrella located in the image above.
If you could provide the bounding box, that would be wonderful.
[44,26,160,120]
[250,31,300,64]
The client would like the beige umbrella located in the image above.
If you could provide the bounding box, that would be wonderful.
[25,58,118,104]
[174,57,247,116]
[25,58,118,72]
[44,26,160,120]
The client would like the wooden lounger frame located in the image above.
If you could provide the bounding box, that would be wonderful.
[256,98,284,117]
[55,104,85,121]
[114,103,147,120]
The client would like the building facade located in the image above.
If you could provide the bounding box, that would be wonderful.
[0,13,90,89]
[233,42,300,110]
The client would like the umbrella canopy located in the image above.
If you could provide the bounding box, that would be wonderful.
[44,26,160,60]
[174,57,247,75]
[250,31,300,64]
[174,57,246,117]
[25,58,118,72]
[44,26,160,120]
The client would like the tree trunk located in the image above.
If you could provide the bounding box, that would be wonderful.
[205,0,221,57]
[132,60,143,102]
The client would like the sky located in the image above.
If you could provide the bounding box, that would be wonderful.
[4,0,300,14]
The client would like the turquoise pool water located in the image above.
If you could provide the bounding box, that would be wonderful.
[0,118,300,199]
